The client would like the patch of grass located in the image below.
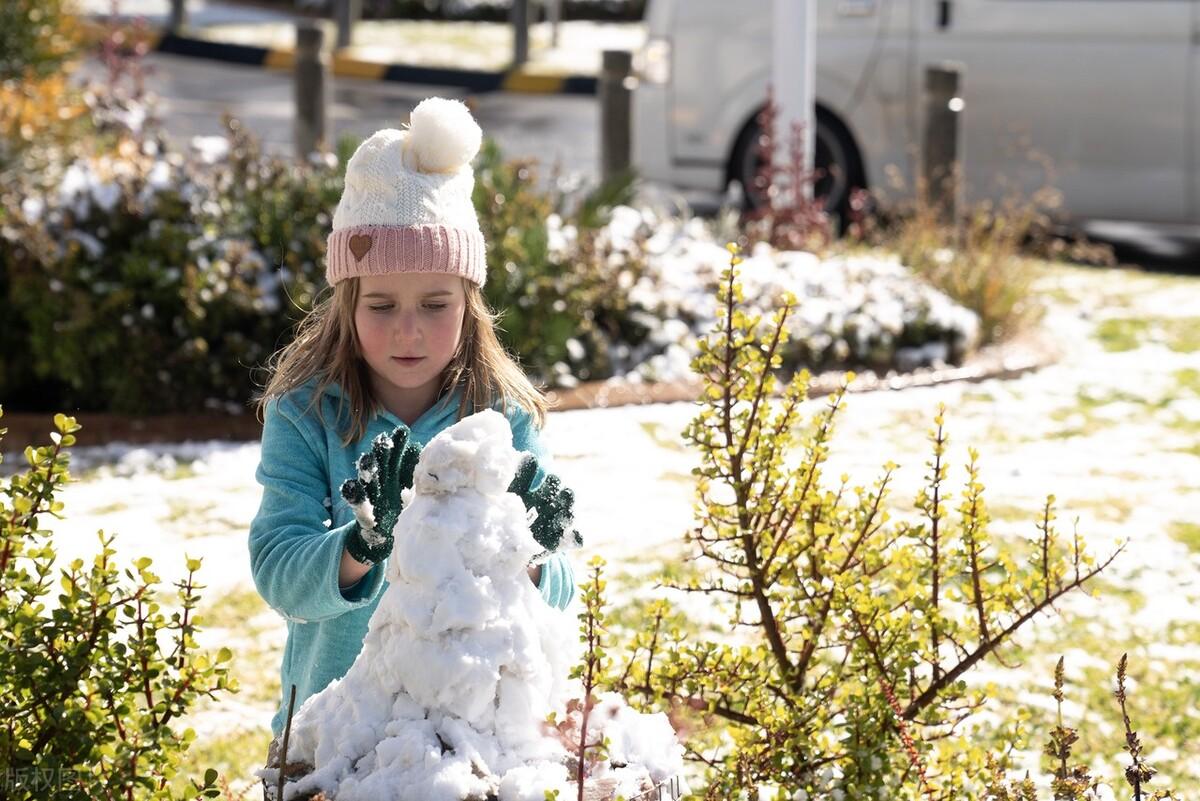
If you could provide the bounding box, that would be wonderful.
[1164,318,1200,353]
[982,604,1200,790]
[986,501,1037,523]
[1084,575,1147,614]
[1094,317,1150,352]
[197,586,271,631]
[1047,386,1170,440]
[170,725,272,798]
[1068,495,1135,524]
[1095,316,1200,354]
[1169,521,1200,554]
[888,408,935,431]
[89,501,129,515]
[1086,468,1144,482]
[1047,416,1114,440]
[161,497,218,525]
[1052,387,1164,419]
[1040,284,1080,307]
[1175,442,1200,458]
[639,421,688,452]
[659,470,696,485]
[197,587,282,706]
[1167,416,1200,436]
[980,423,1021,447]
[166,462,200,481]
[1175,368,1200,396]
[242,654,283,706]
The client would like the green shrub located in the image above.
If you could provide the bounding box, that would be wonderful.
[0,116,342,414]
[1,93,652,412]
[473,140,651,385]
[0,408,235,799]
[613,244,1118,799]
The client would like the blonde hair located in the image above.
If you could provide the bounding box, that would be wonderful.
[254,277,548,447]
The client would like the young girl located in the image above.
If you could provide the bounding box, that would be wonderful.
[248,97,577,745]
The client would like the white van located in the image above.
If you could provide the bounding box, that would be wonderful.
[631,0,1199,227]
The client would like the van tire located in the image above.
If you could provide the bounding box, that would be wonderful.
[729,106,866,226]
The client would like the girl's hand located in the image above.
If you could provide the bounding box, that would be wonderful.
[507,455,582,558]
[341,426,422,565]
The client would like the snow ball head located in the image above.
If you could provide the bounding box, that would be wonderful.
[405,97,482,175]
[411,410,522,497]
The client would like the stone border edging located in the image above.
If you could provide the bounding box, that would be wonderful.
[0,333,1058,454]
[545,330,1059,411]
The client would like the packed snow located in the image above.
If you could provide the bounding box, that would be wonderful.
[546,206,981,385]
[257,410,682,801]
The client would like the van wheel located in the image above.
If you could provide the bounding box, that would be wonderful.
[730,107,865,224]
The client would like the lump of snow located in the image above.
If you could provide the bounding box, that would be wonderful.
[263,410,681,801]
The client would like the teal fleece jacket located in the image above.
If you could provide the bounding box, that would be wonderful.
[249,377,576,736]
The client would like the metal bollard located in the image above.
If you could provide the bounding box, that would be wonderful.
[599,49,634,184]
[167,0,187,33]
[511,0,530,68]
[922,64,964,222]
[294,22,328,160]
[335,0,361,50]
[547,0,562,48]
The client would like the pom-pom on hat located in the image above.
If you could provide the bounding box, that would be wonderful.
[326,97,487,287]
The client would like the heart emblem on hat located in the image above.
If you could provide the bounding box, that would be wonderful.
[349,234,374,262]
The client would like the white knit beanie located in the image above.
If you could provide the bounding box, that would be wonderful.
[326,97,487,287]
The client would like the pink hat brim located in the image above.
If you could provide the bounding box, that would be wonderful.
[326,224,487,287]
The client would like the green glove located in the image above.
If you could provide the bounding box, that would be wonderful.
[507,454,582,558]
[341,426,422,565]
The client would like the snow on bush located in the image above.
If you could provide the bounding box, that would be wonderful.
[263,410,682,801]
[547,205,983,384]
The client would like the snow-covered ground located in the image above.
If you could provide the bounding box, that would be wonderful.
[11,261,1200,793]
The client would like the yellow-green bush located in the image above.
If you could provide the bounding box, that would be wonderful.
[0,408,235,799]
[613,245,1117,799]
[0,0,89,169]
[0,0,82,81]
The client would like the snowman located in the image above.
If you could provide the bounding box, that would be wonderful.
[261,410,682,801]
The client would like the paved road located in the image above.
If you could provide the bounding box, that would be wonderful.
[76,52,602,184]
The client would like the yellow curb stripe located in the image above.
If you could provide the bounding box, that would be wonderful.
[331,56,387,80]
[501,71,566,94]
[74,20,587,96]
[264,49,295,70]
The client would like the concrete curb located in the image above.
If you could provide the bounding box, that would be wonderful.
[80,19,599,95]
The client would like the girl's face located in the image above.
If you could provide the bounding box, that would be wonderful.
[354,272,467,422]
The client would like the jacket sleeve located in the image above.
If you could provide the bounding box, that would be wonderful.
[507,406,576,610]
[248,397,386,623]
[537,552,576,610]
